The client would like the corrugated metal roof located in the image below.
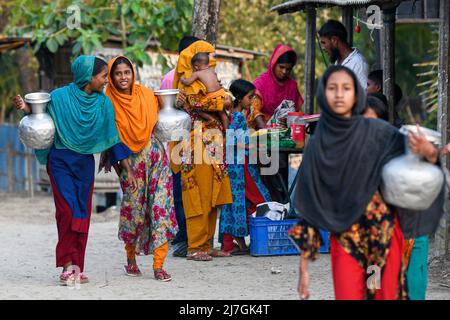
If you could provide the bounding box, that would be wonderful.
[271,0,402,13]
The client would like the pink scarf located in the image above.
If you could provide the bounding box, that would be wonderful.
[254,44,303,116]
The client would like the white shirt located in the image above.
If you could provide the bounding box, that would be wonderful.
[335,48,369,90]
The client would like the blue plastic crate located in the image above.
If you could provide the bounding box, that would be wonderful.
[249,217,329,256]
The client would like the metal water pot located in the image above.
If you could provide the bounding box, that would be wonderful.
[153,89,192,142]
[18,92,55,149]
[380,125,444,210]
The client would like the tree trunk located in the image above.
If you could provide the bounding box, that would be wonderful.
[0,101,6,124]
[2,2,37,93]
[0,6,9,31]
[15,46,39,94]
[192,0,221,45]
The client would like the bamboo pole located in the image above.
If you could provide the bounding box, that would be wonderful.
[304,5,317,115]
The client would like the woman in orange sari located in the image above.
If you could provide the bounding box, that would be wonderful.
[172,40,233,261]
[103,56,178,281]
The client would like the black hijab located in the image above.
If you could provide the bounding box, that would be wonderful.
[292,66,405,234]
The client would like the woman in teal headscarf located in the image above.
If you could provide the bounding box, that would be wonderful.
[14,55,136,285]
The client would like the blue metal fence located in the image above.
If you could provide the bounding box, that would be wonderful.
[0,124,39,193]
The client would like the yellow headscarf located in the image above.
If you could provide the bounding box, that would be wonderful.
[173,40,217,95]
[106,56,158,153]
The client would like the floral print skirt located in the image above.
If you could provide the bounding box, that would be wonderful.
[288,191,408,299]
[118,135,178,255]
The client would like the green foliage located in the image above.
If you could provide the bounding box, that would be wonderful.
[395,24,438,99]
[5,0,194,66]
[0,52,23,123]
[422,109,437,130]
[394,24,438,128]
[219,0,340,86]
[2,0,193,123]
[415,29,438,131]
[355,21,439,128]
[4,0,440,127]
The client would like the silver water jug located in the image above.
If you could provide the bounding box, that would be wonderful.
[381,125,444,210]
[153,89,192,142]
[18,92,55,149]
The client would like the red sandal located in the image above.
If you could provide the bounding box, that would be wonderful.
[123,264,142,277]
[77,273,89,284]
[186,251,213,261]
[154,269,172,282]
[59,271,75,286]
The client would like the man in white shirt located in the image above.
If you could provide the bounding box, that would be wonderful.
[318,20,369,90]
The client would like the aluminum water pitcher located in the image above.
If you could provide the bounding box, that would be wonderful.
[381,125,444,210]
[153,89,192,142]
[18,92,55,149]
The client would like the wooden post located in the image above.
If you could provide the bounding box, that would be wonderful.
[373,28,382,70]
[437,0,450,256]
[304,5,317,115]
[7,141,13,193]
[15,45,39,94]
[241,59,252,81]
[26,149,34,198]
[342,7,353,47]
[381,6,396,124]
[192,0,221,45]
[0,101,5,124]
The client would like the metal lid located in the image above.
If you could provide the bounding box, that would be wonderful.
[399,125,442,146]
[24,92,51,104]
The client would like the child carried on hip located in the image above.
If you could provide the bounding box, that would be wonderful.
[181,52,230,129]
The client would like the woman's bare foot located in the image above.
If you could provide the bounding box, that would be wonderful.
[208,248,232,257]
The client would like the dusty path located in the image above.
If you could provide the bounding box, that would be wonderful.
[0,193,448,300]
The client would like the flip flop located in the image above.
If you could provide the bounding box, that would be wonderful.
[186,251,213,261]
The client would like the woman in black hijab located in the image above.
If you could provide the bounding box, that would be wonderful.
[289,66,439,300]
[362,91,445,300]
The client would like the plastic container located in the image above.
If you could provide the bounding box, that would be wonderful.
[270,118,277,128]
[249,216,330,256]
[287,112,305,127]
[287,112,305,146]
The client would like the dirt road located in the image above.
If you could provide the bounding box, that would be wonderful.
[0,193,448,300]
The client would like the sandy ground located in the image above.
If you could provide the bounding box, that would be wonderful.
[0,193,449,300]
